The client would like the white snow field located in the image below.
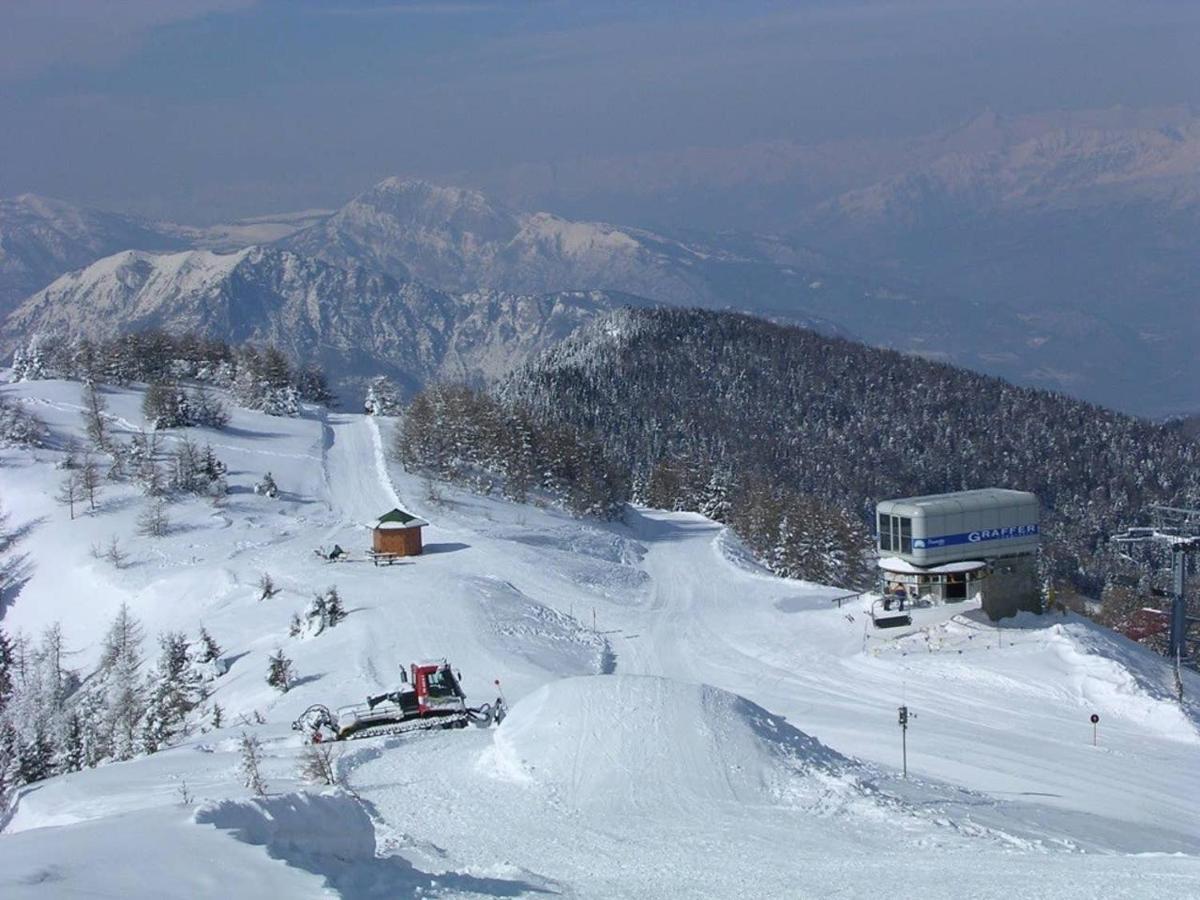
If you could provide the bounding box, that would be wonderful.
[0,378,1199,899]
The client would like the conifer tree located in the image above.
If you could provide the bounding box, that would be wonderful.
[82,383,110,451]
[325,586,346,627]
[59,712,85,773]
[195,627,222,664]
[99,604,146,760]
[266,650,293,693]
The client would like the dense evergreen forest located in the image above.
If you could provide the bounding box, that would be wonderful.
[497,308,1200,602]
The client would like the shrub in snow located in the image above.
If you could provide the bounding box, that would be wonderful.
[254,472,278,498]
[102,535,129,568]
[266,649,294,693]
[293,587,345,639]
[298,743,340,786]
[257,572,280,601]
[238,731,268,797]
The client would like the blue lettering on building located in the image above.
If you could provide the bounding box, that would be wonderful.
[911,523,1038,550]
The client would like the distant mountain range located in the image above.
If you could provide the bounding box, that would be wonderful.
[3,245,637,396]
[2,108,1198,415]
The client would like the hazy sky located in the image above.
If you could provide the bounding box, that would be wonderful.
[3,0,1199,222]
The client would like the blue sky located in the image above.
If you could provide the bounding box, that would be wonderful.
[4,1,1199,222]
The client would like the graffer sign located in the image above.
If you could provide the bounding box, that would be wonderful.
[912,524,1039,550]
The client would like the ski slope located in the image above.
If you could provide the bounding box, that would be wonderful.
[0,378,1198,898]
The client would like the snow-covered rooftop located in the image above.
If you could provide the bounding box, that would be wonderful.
[370,507,429,530]
[878,556,987,574]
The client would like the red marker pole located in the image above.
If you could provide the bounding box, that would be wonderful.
[1090,713,1100,746]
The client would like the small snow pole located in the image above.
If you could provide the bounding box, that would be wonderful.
[898,705,914,778]
[1090,713,1100,747]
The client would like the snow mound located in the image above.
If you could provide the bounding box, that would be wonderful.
[483,675,853,814]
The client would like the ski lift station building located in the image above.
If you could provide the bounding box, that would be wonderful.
[875,488,1041,621]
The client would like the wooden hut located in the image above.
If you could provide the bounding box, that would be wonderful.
[370,508,429,558]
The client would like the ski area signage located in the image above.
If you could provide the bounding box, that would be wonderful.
[912,524,1039,550]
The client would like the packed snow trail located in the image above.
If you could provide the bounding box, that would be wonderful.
[606,507,1200,847]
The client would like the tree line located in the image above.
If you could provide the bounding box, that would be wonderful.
[393,383,627,519]
[0,608,225,805]
[12,330,333,416]
[496,307,1200,602]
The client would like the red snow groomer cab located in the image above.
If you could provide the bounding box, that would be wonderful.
[293,659,506,742]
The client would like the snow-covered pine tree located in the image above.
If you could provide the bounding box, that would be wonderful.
[260,384,300,418]
[11,336,47,381]
[300,593,329,637]
[266,649,293,693]
[295,365,333,405]
[324,586,346,627]
[58,711,85,773]
[143,381,190,429]
[699,468,733,522]
[98,604,146,761]
[189,389,229,428]
[363,376,403,416]
[195,627,222,665]
[141,632,201,753]
[0,629,14,711]
[0,394,45,448]
[14,718,55,785]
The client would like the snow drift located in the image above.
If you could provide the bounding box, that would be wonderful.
[483,674,852,814]
[193,791,547,898]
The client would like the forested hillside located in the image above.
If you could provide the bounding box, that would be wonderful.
[500,308,1200,597]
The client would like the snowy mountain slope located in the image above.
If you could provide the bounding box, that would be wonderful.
[0,195,189,314]
[0,378,1198,897]
[283,177,1177,410]
[282,177,715,304]
[2,247,637,396]
[280,176,865,335]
